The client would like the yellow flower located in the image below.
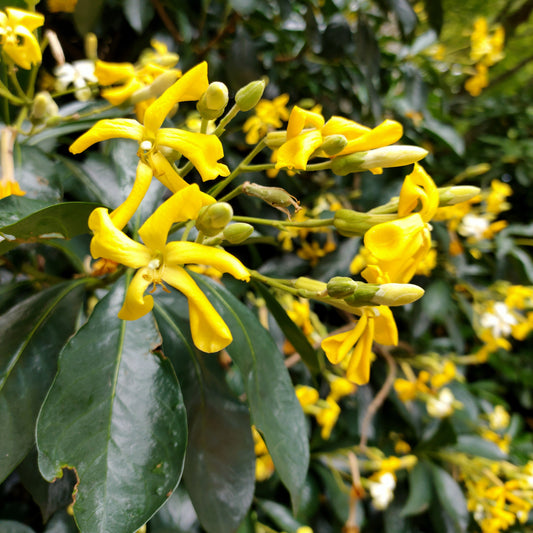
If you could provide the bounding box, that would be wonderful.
[88,184,250,353]
[242,94,290,144]
[275,106,403,171]
[315,396,341,439]
[0,127,25,199]
[321,306,398,385]
[295,385,320,407]
[465,63,489,97]
[71,62,230,226]
[0,8,44,70]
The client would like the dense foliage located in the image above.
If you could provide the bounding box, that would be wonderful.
[2,1,533,533]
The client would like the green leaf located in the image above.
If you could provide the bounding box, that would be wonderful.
[123,0,155,32]
[256,499,307,533]
[0,280,85,483]
[428,463,468,533]
[154,295,255,533]
[36,279,187,533]
[313,463,350,524]
[390,0,418,39]
[417,418,457,452]
[147,487,201,533]
[448,435,507,461]
[0,521,36,533]
[0,200,100,255]
[401,460,433,517]
[253,280,323,375]
[192,274,310,510]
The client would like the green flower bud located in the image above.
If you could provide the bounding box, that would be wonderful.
[197,81,229,120]
[235,79,266,111]
[295,277,327,298]
[333,209,395,237]
[371,283,425,306]
[438,185,481,207]
[265,130,287,148]
[223,223,254,244]
[320,134,348,156]
[326,276,359,298]
[243,181,300,216]
[30,92,59,124]
[84,32,98,60]
[195,202,234,236]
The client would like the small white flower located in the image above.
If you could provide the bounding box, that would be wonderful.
[489,405,510,430]
[458,214,489,240]
[368,472,396,510]
[54,60,97,101]
[480,302,517,338]
[427,388,455,418]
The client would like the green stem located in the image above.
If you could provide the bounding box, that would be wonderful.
[213,103,239,136]
[232,215,334,229]
[209,139,267,198]
[240,163,276,172]
[218,183,244,203]
[249,269,300,295]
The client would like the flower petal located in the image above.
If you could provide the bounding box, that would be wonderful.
[345,317,374,385]
[94,60,136,85]
[156,128,230,181]
[275,130,323,170]
[6,8,44,32]
[148,150,189,193]
[165,241,250,281]
[138,184,215,250]
[339,119,403,155]
[89,207,151,267]
[101,77,143,106]
[398,163,439,222]
[286,106,325,139]
[163,265,233,352]
[109,160,153,230]
[321,315,368,365]
[143,62,209,135]
[373,306,398,346]
[321,116,370,139]
[117,267,154,320]
[69,119,144,154]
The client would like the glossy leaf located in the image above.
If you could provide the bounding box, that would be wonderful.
[147,487,201,533]
[123,0,154,32]
[0,201,100,255]
[429,463,468,533]
[154,294,255,533]
[191,274,309,510]
[253,280,322,375]
[0,280,85,483]
[401,460,433,517]
[0,521,36,533]
[36,279,187,533]
[449,434,507,461]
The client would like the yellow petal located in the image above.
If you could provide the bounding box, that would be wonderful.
[373,306,398,345]
[94,60,136,85]
[398,163,439,222]
[321,314,368,365]
[345,317,374,385]
[89,207,152,267]
[339,119,403,155]
[143,62,209,135]
[156,128,230,181]
[148,151,189,193]
[165,241,250,281]
[138,184,215,250]
[162,266,233,352]
[364,213,426,261]
[109,160,153,230]
[69,119,144,154]
[5,8,44,32]
[275,130,323,170]
[101,77,143,106]
[117,267,155,320]
[286,106,325,139]
[2,25,42,69]
[0,180,26,199]
[321,116,370,139]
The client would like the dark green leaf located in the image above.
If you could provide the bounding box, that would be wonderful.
[0,280,85,483]
[192,274,309,510]
[390,0,418,39]
[0,201,100,255]
[147,487,201,533]
[429,463,468,533]
[256,499,307,533]
[401,460,433,517]
[37,279,187,533]
[253,280,323,375]
[0,521,36,533]
[423,0,443,34]
[448,435,507,461]
[154,295,255,533]
[43,510,79,533]
[423,115,465,156]
[123,0,155,32]
[313,463,351,524]
[417,418,457,452]
[228,0,256,16]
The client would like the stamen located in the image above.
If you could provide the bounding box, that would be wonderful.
[140,140,153,151]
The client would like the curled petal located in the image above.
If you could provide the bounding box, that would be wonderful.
[101,77,143,106]
[69,119,144,154]
[139,184,215,250]
[398,163,439,222]
[157,128,229,181]
[321,314,368,365]
[94,60,136,85]
[110,160,153,230]
[321,116,370,139]
[163,265,233,352]
[275,130,323,170]
[5,8,44,31]
[373,306,398,346]
[118,267,154,320]
[345,318,374,385]
[286,106,325,139]
[144,62,209,135]
[2,24,42,69]
[340,119,403,155]
[364,213,426,261]
[148,151,189,193]
[165,241,250,282]
[89,207,151,267]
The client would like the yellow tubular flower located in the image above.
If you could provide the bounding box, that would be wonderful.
[398,163,439,221]
[321,306,398,385]
[88,184,250,353]
[0,8,44,69]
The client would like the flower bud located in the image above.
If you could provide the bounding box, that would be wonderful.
[295,277,327,298]
[320,134,348,156]
[438,185,481,206]
[130,70,180,104]
[235,79,266,111]
[197,81,229,120]
[195,202,233,236]
[333,209,395,237]
[326,276,358,298]
[85,32,98,60]
[243,181,300,215]
[30,92,59,124]
[265,130,287,148]
[371,283,425,306]
[223,223,254,244]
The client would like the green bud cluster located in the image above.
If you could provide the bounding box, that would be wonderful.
[223,223,254,244]
[197,82,229,120]
[195,202,234,236]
